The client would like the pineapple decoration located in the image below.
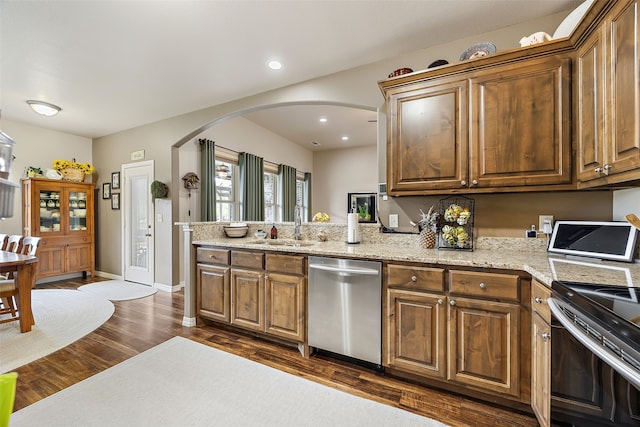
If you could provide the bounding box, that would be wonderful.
[418,206,439,249]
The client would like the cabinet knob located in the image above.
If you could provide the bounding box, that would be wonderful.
[411,276,417,282]
[541,332,550,341]
[479,282,486,289]
[594,167,603,173]
[460,180,467,186]
[603,164,612,174]
[471,179,478,186]
[449,300,456,306]
[437,299,443,305]
[535,297,544,304]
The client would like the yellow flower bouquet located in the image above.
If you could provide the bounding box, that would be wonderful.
[52,159,94,182]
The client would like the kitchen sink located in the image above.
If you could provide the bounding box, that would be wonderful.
[249,239,316,247]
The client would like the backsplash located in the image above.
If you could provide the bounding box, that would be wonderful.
[189,221,549,253]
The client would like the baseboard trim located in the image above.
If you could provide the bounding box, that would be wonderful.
[154,282,184,293]
[95,271,123,280]
[182,316,196,327]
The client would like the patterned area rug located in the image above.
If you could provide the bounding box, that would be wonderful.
[77,280,158,301]
[11,337,450,426]
[0,289,114,373]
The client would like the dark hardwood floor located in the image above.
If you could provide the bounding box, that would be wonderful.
[11,277,539,427]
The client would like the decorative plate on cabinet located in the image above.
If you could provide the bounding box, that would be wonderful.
[459,42,496,61]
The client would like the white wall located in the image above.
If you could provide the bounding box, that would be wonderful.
[0,118,93,234]
[313,145,377,223]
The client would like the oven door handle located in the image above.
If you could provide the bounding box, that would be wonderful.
[548,298,640,390]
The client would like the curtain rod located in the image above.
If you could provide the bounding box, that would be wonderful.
[198,138,310,175]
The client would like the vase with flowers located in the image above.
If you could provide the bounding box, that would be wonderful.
[52,159,94,182]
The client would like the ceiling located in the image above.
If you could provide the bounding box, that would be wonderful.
[1,0,581,148]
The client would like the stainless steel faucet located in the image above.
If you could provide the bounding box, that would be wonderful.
[294,205,302,240]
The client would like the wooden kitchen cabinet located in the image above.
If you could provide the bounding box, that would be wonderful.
[264,253,306,342]
[195,246,306,345]
[22,177,95,280]
[380,53,573,195]
[531,279,552,427]
[576,0,640,187]
[196,247,230,323]
[384,263,528,401]
[386,288,447,379]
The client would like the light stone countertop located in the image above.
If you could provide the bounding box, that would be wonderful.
[187,222,640,288]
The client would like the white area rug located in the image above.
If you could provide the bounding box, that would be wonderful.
[77,280,158,301]
[11,337,449,427]
[0,289,114,373]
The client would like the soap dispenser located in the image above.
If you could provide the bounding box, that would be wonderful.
[270,223,278,239]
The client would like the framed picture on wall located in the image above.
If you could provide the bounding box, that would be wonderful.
[347,192,376,223]
[102,183,111,199]
[111,193,120,210]
[111,172,120,189]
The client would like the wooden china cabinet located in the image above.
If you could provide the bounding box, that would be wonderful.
[22,177,95,280]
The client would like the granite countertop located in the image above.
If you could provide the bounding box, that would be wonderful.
[191,229,640,288]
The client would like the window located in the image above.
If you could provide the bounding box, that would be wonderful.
[215,160,236,221]
[296,177,307,221]
[264,171,278,222]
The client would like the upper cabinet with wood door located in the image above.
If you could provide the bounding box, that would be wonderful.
[576,0,640,187]
[380,50,573,196]
[22,177,95,280]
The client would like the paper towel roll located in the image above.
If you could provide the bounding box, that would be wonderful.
[347,213,360,243]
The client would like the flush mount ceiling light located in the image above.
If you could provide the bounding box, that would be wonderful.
[341,136,349,141]
[266,59,283,70]
[319,117,327,123]
[26,100,61,116]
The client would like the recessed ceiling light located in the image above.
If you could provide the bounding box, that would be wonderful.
[26,100,61,116]
[266,60,283,70]
[341,136,349,141]
[311,141,321,146]
[319,117,327,123]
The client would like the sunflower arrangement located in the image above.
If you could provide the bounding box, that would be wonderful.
[52,159,95,174]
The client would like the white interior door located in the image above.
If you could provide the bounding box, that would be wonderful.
[122,161,154,285]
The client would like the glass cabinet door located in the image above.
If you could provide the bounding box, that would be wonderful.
[68,190,88,232]
[39,189,61,233]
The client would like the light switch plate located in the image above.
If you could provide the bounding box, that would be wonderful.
[389,214,399,228]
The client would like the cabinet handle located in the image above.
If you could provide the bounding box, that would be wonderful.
[471,179,478,186]
[603,164,612,174]
[541,332,550,341]
[411,276,417,282]
[479,282,486,289]
[460,180,467,186]
[595,167,603,174]
[449,300,456,306]
[535,297,544,304]
[437,299,443,305]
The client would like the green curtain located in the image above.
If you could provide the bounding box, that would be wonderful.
[239,152,264,221]
[279,164,297,221]
[304,172,312,222]
[199,139,216,221]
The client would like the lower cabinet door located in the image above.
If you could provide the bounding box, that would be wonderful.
[231,268,264,331]
[36,245,65,277]
[66,243,92,272]
[385,288,447,379]
[448,297,520,397]
[264,272,305,342]
[532,312,551,427]
[197,264,230,322]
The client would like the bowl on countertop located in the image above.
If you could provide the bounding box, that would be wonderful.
[224,226,248,238]
[254,230,267,239]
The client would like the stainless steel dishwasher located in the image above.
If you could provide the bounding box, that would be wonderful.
[308,256,382,365]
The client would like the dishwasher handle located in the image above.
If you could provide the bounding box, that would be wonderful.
[309,263,380,276]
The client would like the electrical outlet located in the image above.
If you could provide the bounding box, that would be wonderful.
[389,214,399,228]
[539,215,554,234]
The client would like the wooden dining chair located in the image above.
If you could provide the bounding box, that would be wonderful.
[0,234,8,250]
[0,236,40,325]
[4,235,22,253]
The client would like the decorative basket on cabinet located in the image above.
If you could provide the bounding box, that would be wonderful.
[61,168,84,182]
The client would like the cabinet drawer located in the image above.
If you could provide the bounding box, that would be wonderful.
[531,279,551,323]
[265,254,305,275]
[449,270,520,301]
[232,250,264,269]
[196,247,230,265]
[386,264,445,292]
